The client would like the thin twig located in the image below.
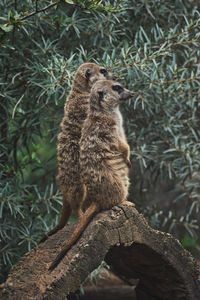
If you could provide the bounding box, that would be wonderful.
[18,2,59,21]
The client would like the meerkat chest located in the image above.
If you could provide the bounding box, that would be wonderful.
[113,107,126,141]
[114,107,123,128]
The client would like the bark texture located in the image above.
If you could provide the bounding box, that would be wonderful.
[0,204,200,300]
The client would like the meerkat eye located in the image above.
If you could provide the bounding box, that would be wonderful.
[100,69,108,76]
[112,85,124,94]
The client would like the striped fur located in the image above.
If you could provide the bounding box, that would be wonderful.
[48,80,134,271]
[40,63,113,243]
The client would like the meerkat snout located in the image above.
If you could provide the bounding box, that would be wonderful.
[111,84,134,101]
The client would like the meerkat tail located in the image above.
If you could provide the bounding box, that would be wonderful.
[48,202,98,272]
[39,201,72,244]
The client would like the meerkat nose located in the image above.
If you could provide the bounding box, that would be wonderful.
[125,89,134,96]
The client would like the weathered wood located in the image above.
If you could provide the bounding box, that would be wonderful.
[0,204,199,300]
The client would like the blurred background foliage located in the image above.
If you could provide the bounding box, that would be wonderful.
[0,0,200,283]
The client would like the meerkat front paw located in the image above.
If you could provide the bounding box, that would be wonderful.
[123,200,135,207]
[125,158,132,168]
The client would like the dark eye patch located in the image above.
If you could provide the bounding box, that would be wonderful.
[98,91,104,108]
[112,85,124,94]
[100,69,108,76]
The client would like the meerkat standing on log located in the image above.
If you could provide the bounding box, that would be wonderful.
[40,63,113,243]
[49,79,134,271]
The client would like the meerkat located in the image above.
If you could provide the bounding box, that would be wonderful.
[40,63,113,243]
[49,79,134,271]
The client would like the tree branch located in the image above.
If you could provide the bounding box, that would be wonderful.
[18,1,59,21]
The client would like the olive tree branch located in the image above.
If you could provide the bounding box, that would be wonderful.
[18,1,60,21]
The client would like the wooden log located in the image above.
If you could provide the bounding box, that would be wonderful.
[0,204,199,300]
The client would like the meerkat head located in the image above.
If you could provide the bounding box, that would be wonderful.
[73,62,114,91]
[90,80,134,112]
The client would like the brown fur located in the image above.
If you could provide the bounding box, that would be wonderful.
[40,63,113,243]
[49,80,134,271]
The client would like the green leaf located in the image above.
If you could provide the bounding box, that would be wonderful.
[7,10,13,22]
[64,0,74,4]
[0,24,14,32]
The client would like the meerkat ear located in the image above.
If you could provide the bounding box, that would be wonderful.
[85,69,92,79]
[98,91,104,100]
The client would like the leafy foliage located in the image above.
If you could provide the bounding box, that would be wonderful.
[1,0,200,283]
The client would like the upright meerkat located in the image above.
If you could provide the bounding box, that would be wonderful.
[40,63,113,243]
[49,79,134,271]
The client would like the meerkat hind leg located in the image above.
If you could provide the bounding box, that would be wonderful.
[39,196,72,243]
[72,183,86,219]
[75,209,83,218]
